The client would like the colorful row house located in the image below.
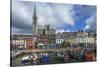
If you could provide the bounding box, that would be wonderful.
[25,38,33,49]
[38,35,49,45]
[11,34,34,50]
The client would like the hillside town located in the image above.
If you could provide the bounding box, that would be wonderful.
[11,4,96,66]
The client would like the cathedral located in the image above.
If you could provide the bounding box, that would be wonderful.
[32,5,56,47]
[32,5,56,36]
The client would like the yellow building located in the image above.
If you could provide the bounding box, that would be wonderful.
[66,38,76,45]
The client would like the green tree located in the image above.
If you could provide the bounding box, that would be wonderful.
[62,41,70,48]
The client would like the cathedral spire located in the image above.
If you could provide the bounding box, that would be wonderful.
[33,4,37,19]
[32,4,38,35]
[32,4,38,49]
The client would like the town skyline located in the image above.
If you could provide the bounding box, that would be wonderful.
[11,1,96,34]
[11,1,97,66]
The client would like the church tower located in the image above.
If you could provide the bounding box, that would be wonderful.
[32,4,38,49]
[32,4,38,35]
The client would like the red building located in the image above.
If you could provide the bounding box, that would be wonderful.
[38,35,49,45]
[26,38,33,49]
[85,52,95,61]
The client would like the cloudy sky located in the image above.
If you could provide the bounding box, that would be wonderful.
[11,0,96,34]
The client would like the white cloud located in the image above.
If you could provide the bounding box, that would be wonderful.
[36,3,75,30]
[52,4,75,26]
[86,15,96,24]
[37,3,60,27]
[56,29,71,33]
[56,29,64,33]
[12,1,33,25]
[83,25,90,30]
[12,1,76,33]
[83,14,96,31]
[66,29,71,32]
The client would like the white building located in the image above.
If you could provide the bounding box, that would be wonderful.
[56,38,64,45]
[76,37,95,44]
[75,32,95,44]
[56,33,64,45]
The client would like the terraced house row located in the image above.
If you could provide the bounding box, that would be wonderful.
[11,31,96,50]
